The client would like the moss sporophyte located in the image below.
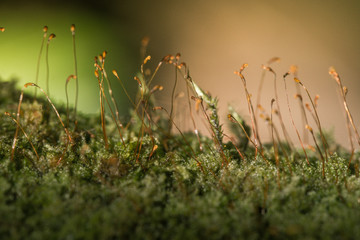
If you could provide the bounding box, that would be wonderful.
[1,25,360,239]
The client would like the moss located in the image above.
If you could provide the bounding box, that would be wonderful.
[1,70,360,240]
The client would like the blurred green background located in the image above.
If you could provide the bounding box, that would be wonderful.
[0,0,140,115]
[1,0,360,146]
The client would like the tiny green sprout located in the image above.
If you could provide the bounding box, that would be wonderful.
[190,80,224,153]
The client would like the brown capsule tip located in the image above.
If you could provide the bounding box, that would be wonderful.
[0,27,5,32]
[294,77,301,83]
[162,54,173,63]
[271,98,275,104]
[24,83,35,88]
[153,106,163,111]
[66,75,76,83]
[227,114,236,123]
[143,55,151,64]
[262,65,274,73]
[94,70,99,78]
[294,94,302,100]
[159,86,164,91]
[178,62,186,69]
[283,72,290,78]
[98,55,103,62]
[70,24,75,33]
[43,26,48,32]
[4,112,11,116]
[102,50,107,59]
[48,33,56,41]
[112,70,118,77]
[134,76,142,87]
[239,63,248,72]
[150,85,160,93]
[94,63,102,70]
[305,124,313,132]
[175,53,181,60]
[328,66,337,76]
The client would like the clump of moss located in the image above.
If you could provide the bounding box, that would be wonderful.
[1,75,360,240]
[1,25,360,239]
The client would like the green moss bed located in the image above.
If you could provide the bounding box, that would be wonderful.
[1,76,360,240]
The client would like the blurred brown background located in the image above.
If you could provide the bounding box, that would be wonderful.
[1,0,360,148]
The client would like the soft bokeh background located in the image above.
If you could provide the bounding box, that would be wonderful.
[1,0,360,148]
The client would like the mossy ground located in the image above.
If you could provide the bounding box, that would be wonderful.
[1,79,360,240]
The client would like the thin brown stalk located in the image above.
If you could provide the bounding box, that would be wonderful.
[11,87,25,161]
[234,64,263,153]
[95,69,109,149]
[223,133,246,162]
[290,65,309,144]
[70,24,79,124]
[24,83,72,163]
[255,57,280,117]
[45,33,56,97]
[185,70,203,151]
[34,26,48,99]
[306,124,326,179]
[263,66,294,149]
[168,53,180,134]
[228,114,256,148]
[283,72,310,165]
[65,75,77,129]
[112,69,136,107]
[100,51,124,130]
[270,99,281,189]
[95,58,126,146]
[329,67,360,149]
[294,77,329,162]
[271,101,293,175]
